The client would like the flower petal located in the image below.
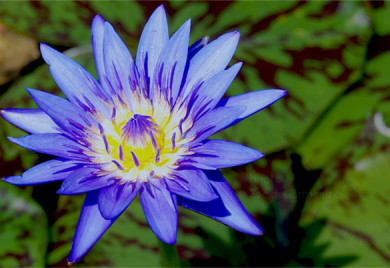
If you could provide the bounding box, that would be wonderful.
[1,108,59,134]
[40,44,110,116]
[190,140,263,169]
[181,31,240,98]
[103,21,136,101]
[26,88,97,137]
[3,159,83,186]
[68,191,117,264]
[140,184,178,244]
[218,89,287,124]
[154,19,190,104]
[166,169,218,202]
[136,5,169,96]
[187,36,209,61]
[8,134,89,161]
[91,15,108,94]
[98,182,140,219]
[178,170,263,235]
[189,62,242,119]
[186,105,245,143]
[57,167,116,195]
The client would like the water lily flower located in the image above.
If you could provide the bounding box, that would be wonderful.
[1,6,286,263]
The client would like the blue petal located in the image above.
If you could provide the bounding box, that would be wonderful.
[218,89,287,124]
[1,108,59,134]
[140,183,178,244]
[154,19,191,104]
[9,134,89,161]
[3,159,82,186]
[103,21,135,101]
[98,182,140,219]
[57,167,116,195]
[190,140,263,169]
[178,170,263,235]
[190,62,242,119]
[136,5,169,96]
[40,44,111,117]
[186,105,245,143]
[187,36,209,61]
[181,31,240,98]
[68,191,117,264]
[166,169,218,202]
[26,88,97,137]
[91,15,108,95]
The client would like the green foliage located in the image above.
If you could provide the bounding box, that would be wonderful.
[0,0,389,267]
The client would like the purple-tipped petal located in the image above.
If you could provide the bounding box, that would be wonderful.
[40,44,110,117]
[190,62,242,119]
[218,89,287,124]
[103,21,135,100]
[3,159,83,186]
[155,19,191,104]
[186,105,245,143]
[26,88,97,137]
[140,184,178,244]
[191,139,263,169]
[57,167,116,195]
[136,5,169,96]
[68,191,117,263]
[1,108,59,134]
[182,31,240,98]
[9,134,89,161]
[178,170,263,235]
[98,182,140,219]
[166,169,218,202]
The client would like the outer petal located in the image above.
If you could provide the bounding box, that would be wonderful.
[178,170,263,235]
[136,5,169,95]
[140,184,178,244]
[190,139,263,169]
[218,89,287,125]
[186,105,245,143]
[187,36,209,61]
[1,108,59,134]
[27,88,97,137]
[3,159,82,186]
[57,167,116,195]
[154,19,190,104]
[68,191,117,264]
[166,169,218,202]
[40,44,110,117]
[9,134,89,161]
[103,21,135,101]
[189,62,242,119]
[91,15,108,95]
[98,182,140,219]
[181,31,240,98]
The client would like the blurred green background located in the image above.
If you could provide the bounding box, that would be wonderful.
[0,0,389,267]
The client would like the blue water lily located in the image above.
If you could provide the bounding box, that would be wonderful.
[1,6,286,263]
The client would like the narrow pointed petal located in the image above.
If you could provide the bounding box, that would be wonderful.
[154,19,190,103]
[140,184,178,244]
[103,22,135,99]
[98,182,140,219]
[1,108,59,134]
[186,105,245,143]
[187,36,209,61]
[218,89,287,124]
[57,167,116,195]
[136,5,169,95]
[182,31,240,98]
[190,62,242,118]
[40,44,110,116]
[9,134,89,161]
[26,88,96,137]
[68,191,117,263]
[91,15,108,93]
[166,169,218,201]
[178,170,263,235]
[191,140,263,169]
[3,159,82,186]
